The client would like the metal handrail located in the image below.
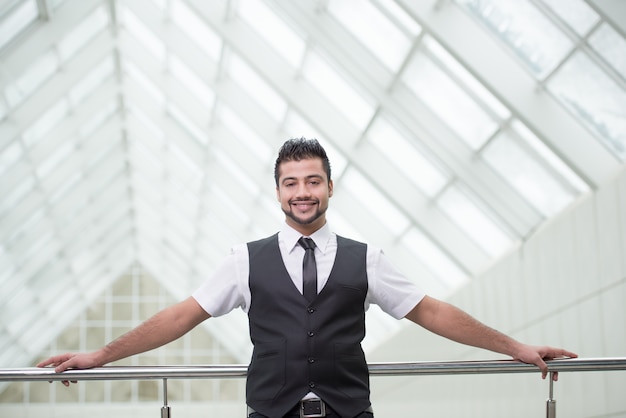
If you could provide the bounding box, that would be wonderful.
[1,357,625,418]
[1,357,625,381]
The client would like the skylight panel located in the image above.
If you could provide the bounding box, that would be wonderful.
[401,227,468,289]
[36,139,75,179]
[166,103,208,145]
[171,0,222,62]
[213,148,261,196]
[48,0,67,12]
[22,99,69,147]
[1,176,35,217]
[57,5,108,61]
[482,129,578,217]
[317,140,346,181]
[547,52,626,161]
[0,141,22,177]
[123,60,165,105]
[541,0,599,36]
[589,24,626,79]
[424,36,510,120]
[238,0,305,68]
[368,116,450,198]
[375,0,422,37]
[454,0,572,78]
[4,50,59,107]
[129,136,162,179]
[169,55,215,108]
[5,206,45,250]
[281,110,348,179]
[166,140,204,184]
[282,111,323,139]
[437,185,513,257]
[69,57,115,106]
[511,119,589,193]
[302,51,375,132]
[78,100,117,138]
[0,0,37,50]
[217,104,272,163]
[327,0,410,71]
[70,249,95,275]
[210,182,254,225]
[120,6,166,62]
[342,168,409,236]
[403,48,497,150]
[228,54,287,122]
[48,170,81,205]
[127,104,165,141]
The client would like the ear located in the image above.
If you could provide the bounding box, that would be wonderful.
[276,186,281,202]
[328,179,333,197]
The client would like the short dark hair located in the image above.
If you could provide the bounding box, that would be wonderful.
[274,137,331,186]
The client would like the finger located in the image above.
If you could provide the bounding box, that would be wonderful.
[545,348,578,359]
[561,349,578,358]
[37,358,58,368]
[37,354,71,368]
[55,361,73,374]
[535,357,548,379]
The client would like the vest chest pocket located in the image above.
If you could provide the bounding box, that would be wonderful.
[247,340,286,401]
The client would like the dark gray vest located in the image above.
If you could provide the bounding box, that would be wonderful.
[246,233,371,418]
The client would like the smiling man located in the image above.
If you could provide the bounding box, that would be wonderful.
[276,146,333,234]
[38,137,577,418]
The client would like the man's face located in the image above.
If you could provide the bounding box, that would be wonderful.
[276,157,333,235]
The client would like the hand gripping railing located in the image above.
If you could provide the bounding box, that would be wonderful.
[1,357,625,418]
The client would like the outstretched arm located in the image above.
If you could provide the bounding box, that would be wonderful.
[37,296,211,382]
[405,296,577,380]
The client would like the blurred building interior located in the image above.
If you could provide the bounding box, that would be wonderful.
[0,0,625,416]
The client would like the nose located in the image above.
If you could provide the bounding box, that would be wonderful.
[294,181,312,198]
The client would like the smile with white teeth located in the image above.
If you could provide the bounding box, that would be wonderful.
[292,201,315,210]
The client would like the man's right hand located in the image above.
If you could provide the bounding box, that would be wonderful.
[35,297,211,387]
[37,352,103,386]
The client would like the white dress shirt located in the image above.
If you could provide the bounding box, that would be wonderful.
[193,222,425,319]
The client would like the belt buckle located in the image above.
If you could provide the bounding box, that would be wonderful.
[300,399,326,418]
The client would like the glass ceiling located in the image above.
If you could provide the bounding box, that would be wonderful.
[0,0,624,372]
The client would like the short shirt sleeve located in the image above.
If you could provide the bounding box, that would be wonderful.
[365,247,426,319]
[192,243,249,317]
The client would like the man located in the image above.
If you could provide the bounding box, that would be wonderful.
[38,138,577,418]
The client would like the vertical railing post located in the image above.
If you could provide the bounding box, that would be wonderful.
[161,378,171,418]
[546,372,556,418]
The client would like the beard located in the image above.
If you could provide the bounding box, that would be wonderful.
[282,200,326,226]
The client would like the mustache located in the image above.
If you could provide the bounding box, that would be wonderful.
[289,198,319,204]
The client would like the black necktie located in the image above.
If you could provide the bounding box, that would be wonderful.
[298,237,317,302]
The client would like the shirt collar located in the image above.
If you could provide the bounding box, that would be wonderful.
[281,222,332,255]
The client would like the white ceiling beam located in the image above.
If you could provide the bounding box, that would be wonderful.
[397,0,621,188]
[6,30,116,132]
[587,0,626,36]
[264,1,547,236]
[0,0,103,75]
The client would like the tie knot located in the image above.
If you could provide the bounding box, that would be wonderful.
[298,237,316,251]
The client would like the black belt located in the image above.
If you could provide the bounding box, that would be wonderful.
[290,398,330,417]
[248,398,373,417]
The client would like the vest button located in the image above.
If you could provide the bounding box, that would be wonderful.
[307,307,315,314]
[307,331,315,337]
[308,357,315,363]
[309,382,315,388]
